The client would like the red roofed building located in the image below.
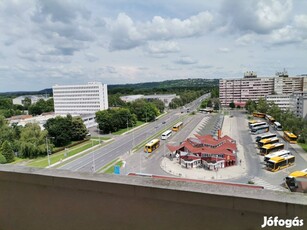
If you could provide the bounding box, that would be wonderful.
[167,134,237,170]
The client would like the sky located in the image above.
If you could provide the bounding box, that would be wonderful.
[0,0,307,92]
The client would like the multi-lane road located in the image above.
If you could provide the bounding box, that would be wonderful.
[58,93,211,172]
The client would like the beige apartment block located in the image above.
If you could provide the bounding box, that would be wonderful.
[219,76,274,106]
[219,73,306,106]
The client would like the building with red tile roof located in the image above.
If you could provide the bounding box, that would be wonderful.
[167,134,237,170]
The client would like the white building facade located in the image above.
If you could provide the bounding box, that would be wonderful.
[53,82,108,115]
[265,94,292,111]
[290,91,307,119]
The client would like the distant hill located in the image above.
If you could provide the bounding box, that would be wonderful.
[0,78,219,96]
[108,78,218,90]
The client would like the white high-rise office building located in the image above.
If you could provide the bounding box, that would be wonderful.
[53,82,108,115]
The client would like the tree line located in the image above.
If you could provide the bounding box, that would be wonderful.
[96,98,163,133]
[0,97,54,118]
[0,114,87,164]
[245,98,307,143]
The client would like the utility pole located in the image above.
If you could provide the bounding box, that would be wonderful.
[92,139,95,173]
[46,136,51,166]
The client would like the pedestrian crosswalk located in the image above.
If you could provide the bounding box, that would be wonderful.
[250,177,288,192]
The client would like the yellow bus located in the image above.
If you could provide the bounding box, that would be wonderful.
[248,120,262,126]
[258,137,279,148]
[260,143,284,155]
[285,168,307,192]
[264,150,291,163]
[283,131,298,144]
[144,139,160,153]
[253,112,266,118]
[266,155,295,172]
[172,121,183,132]
[265,114,275,124]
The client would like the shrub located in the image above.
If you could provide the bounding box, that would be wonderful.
[0,153,7,164]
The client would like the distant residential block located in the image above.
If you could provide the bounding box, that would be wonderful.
[219,71,307,107]
[12,95,49,106]
[120,94,178,106]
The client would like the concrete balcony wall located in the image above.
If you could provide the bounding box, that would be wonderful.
[0,165,306,230]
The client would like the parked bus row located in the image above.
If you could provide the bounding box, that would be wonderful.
[248,120,269,135]
[254,132,296,172]
[252,112,298,144]
[144,121,184,153]
[263,149,295,172]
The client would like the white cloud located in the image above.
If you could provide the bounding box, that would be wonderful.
[235,34,256,46]
[218,47,230,53]
[222,0,292,34]
[0,1,307,91]
[175,56,198,65]
[146,41,180,54]
[294,15,307,30]
[106,11,213,50]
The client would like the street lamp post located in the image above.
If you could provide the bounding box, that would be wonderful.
[92,139,95,173]
[45,136,54,166]
[98,127,101,144]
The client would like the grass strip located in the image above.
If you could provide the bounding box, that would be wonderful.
[27,140,100,168]
[112,121,145,135]
[104,160,124,174]
[133,115,187,152]
[97,158,119,173]
[90,136,111,140]
[298,143,307,152]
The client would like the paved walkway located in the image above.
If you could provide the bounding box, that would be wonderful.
[161,113,248,180]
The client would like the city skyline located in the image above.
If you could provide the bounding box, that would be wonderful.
[0,0,307,92]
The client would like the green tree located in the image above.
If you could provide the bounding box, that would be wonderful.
[150,99,165,113]
[70,117,88,141]
[207,99,213,108]
[211,87,219,98]
[28,98,54,116]
[45,98,54,112]
[96,110,114,133]
[0,116,14,146]
[22,97,31,110]
[96,108,137,133]
[214,103,219,110]
[267,102,282,121]
[129,99,159,122]
[169,98,182,109]
[17,123,48,158]
[256,97,269,113]
[44,115,73,147]
[229,102,235,109]
[245,99,257,114]
[0,153,6,164]
[1,140,14,163]
[108,94,126,107]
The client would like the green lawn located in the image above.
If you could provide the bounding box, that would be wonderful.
[298,143,307,152]
[90,136,111,141]
[27,139,100,168]
[112,121,145,135]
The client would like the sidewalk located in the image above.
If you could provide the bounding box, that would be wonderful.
[160,114,248,180]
